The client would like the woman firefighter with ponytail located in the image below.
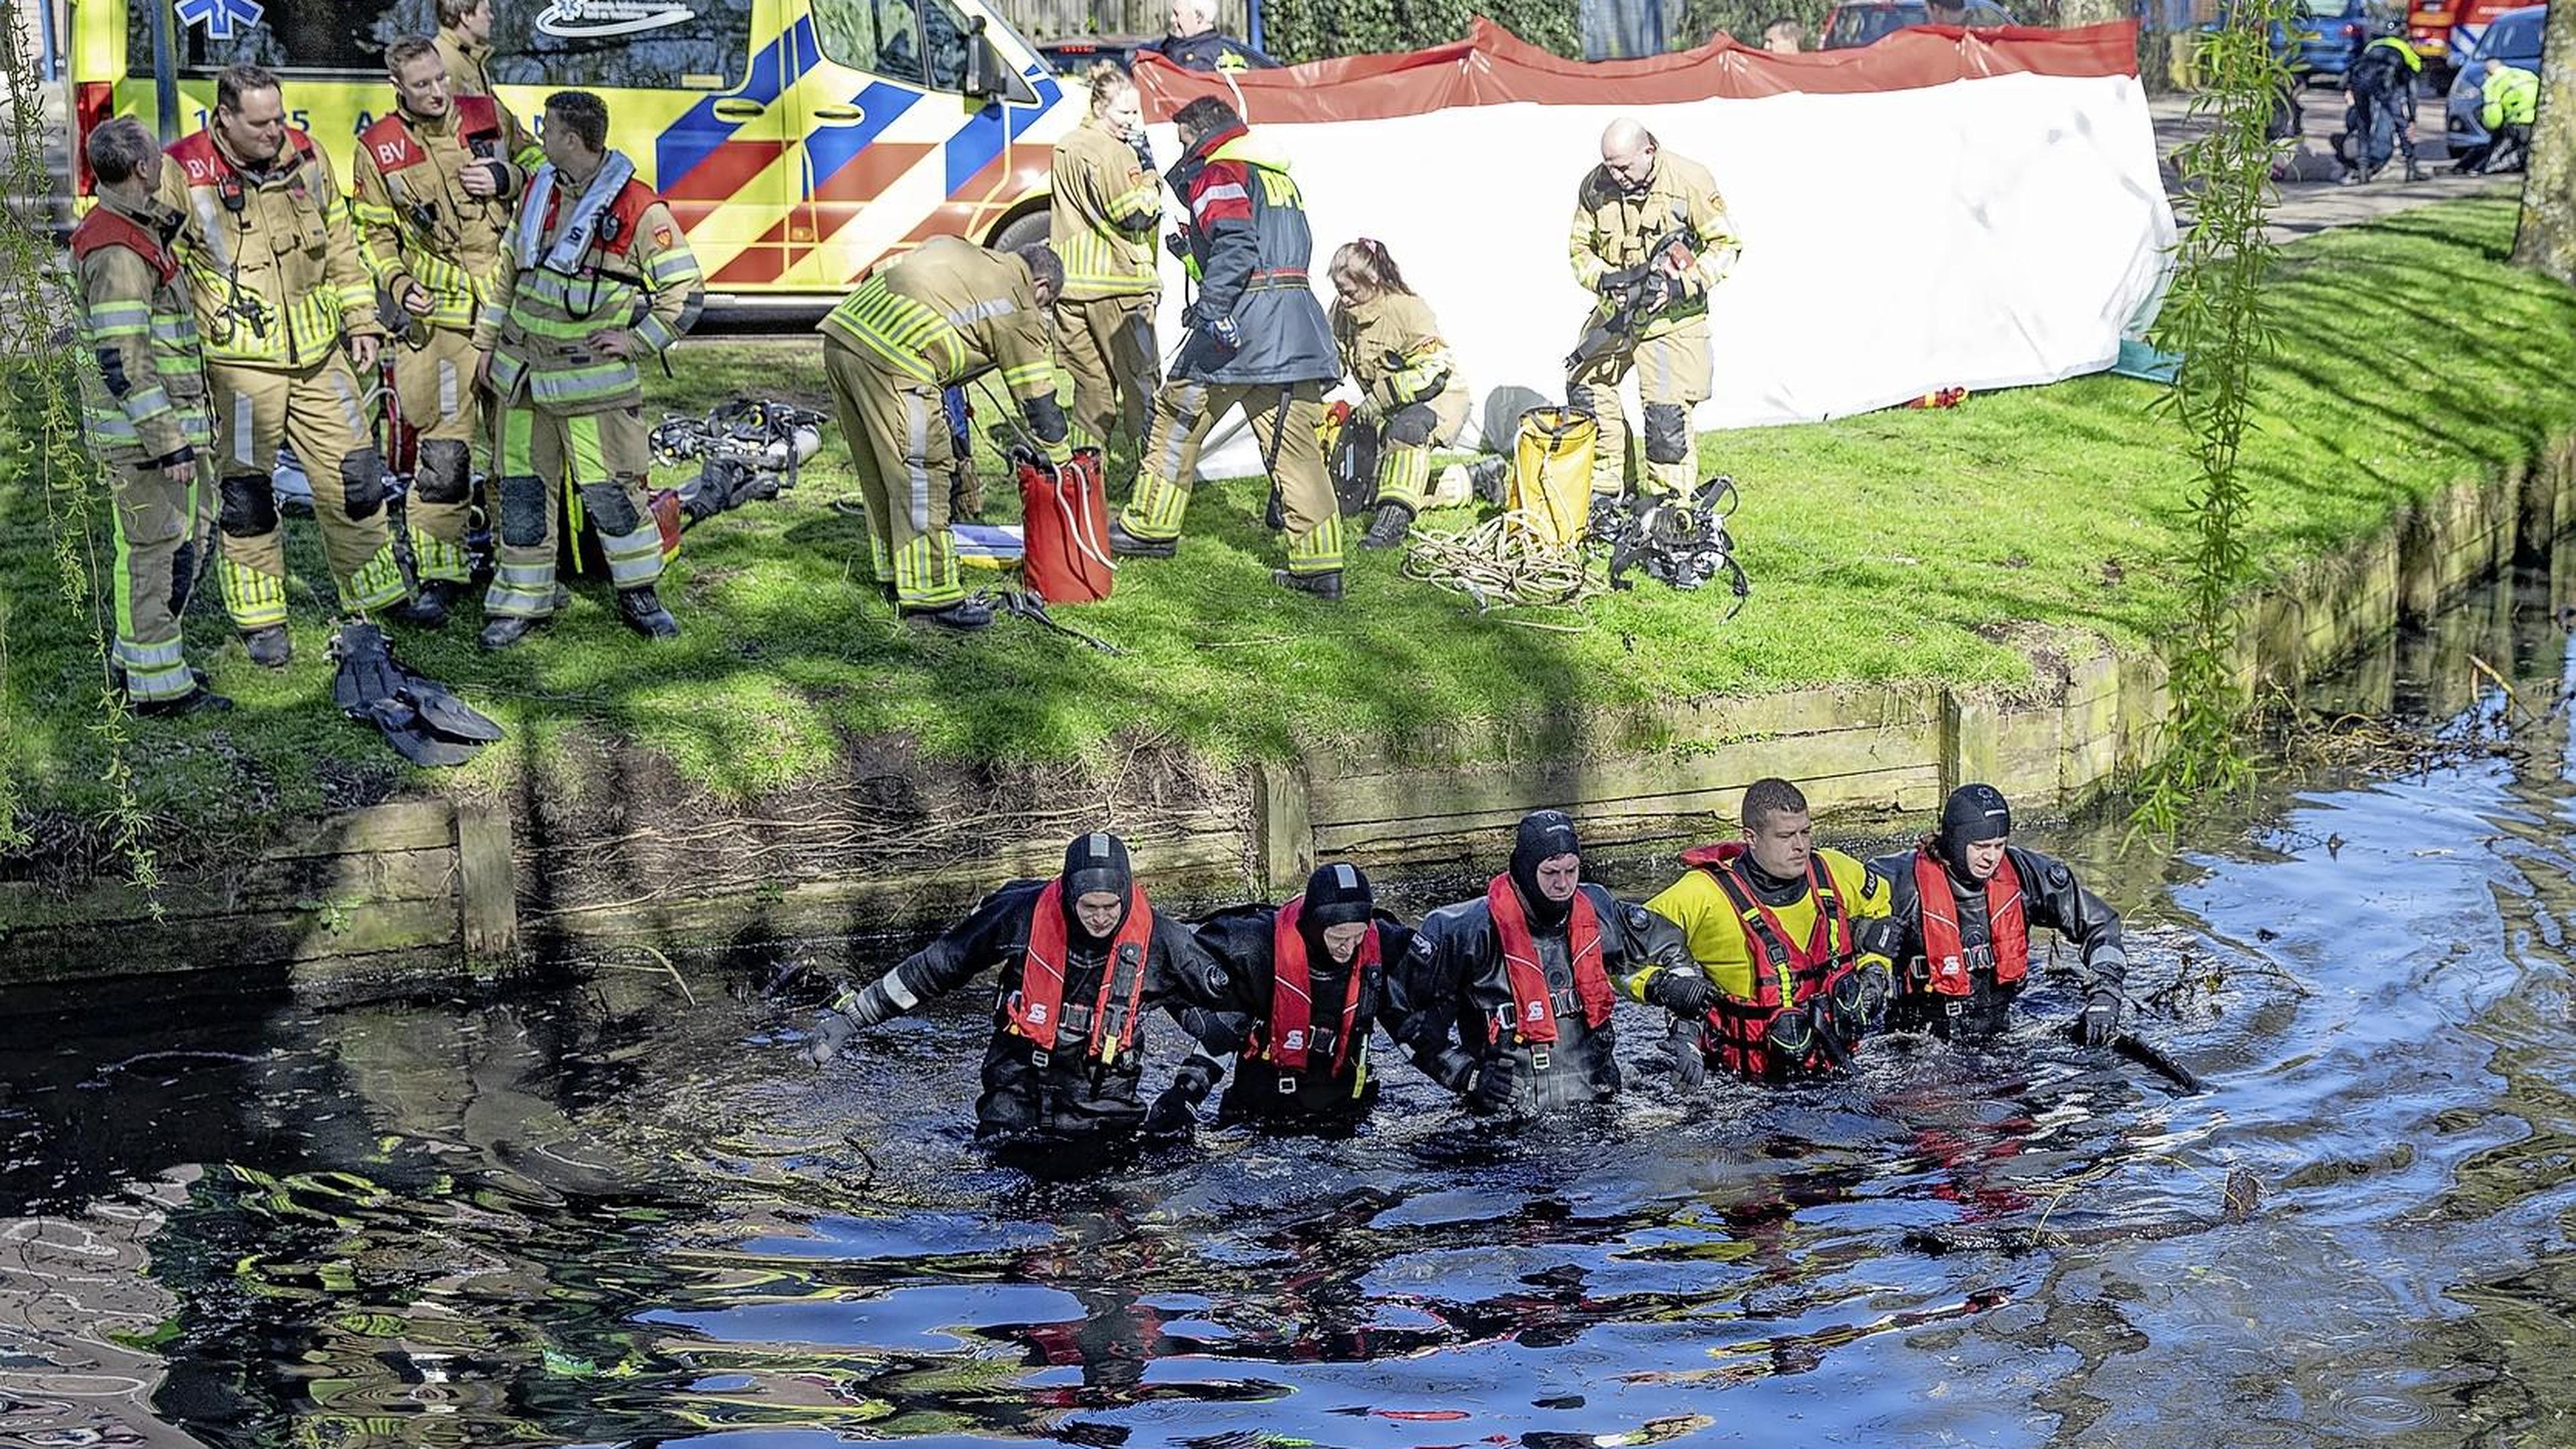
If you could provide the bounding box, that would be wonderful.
[1047,62,1164,457]
[1326,239,1473,550]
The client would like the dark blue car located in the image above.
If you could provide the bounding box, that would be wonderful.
[2291,0,2379,78]
[2445,4,2543,151]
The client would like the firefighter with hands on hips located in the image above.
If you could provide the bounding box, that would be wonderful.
[352,34,539,628]
[472,89,704,650]
[70,117,228,717]
[818,235,1073,632]
[1049,61,1163,458]
[803,832,1246,1165]
[158,63,417,667]
[1110,97,1349,601]
[1624,777,1896,1085]
[1327,238,1471,551]
[1391,810,1699,1118]
[1566,117,1739,500]
[1150,861,1419,1138]
[1861,784,2131,1045]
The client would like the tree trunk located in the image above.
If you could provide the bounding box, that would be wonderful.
[2511,0,2576,283]
[2057,0,2129,27]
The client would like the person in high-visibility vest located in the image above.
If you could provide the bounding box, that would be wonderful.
[1048,62,1162,458]
[2467,58,2538,174]
[70,118,228,716]
[472,89,705,649]
[156,64,415,669]
[1325,239,1470,550]
[2339,33,2426,184]
[352,35,539,628]
[818,236,1071,631]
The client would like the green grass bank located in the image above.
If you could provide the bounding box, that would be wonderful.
[3,196,2573,880]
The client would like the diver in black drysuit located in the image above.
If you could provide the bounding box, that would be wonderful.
[1153,861,1418,1137]
[1390,810,1697,1119]
[806,832,1241,1165]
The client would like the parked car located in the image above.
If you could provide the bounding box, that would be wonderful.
[2289,0,2401,81]
[1037,34,1157,74]
[2444,4,2543,154]
[1819,0,2015,48]
[2406,0,2524,90]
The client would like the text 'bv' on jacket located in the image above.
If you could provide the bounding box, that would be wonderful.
[1168,122,1336,386]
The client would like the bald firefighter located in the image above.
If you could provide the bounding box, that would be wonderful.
[1050,62,1163,455]
[1566,118,1739,499]
[435,0,503,101]
[352,35,541,628]
[70,119,227,717]
[1624,777,1896,1086]
[819,235,1071,632]
[472,89,704,649]
[158,64,413,667]
[1112,97,1346,599]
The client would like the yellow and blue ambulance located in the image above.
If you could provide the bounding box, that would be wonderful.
[66,0,1080,297]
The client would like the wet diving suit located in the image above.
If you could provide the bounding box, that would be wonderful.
[812,833,1239,1157]
[1393,810,1695,1118]
[1175,862,1417,1135]
[1862,787,2127,1042]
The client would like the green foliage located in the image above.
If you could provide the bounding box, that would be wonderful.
[3,200,2574,863]
[2130,0,2298,837]
[0,34,157,886]
[1260,0,1579,64]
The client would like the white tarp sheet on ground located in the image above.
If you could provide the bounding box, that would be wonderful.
[1136,19,2176,478]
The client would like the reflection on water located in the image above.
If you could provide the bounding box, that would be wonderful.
[5,564,2576,1446]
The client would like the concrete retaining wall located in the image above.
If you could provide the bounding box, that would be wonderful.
[4,433,2565,994]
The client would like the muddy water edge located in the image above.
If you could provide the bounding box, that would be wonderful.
[3,559,2575,1448]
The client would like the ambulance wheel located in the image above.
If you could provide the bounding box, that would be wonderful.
[989,208,1050,256]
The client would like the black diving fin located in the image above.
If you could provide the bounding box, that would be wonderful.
[330,619,504,767]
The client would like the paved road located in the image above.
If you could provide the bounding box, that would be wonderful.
[2149,88,2517,241]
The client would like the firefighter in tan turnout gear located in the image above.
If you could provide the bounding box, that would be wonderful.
[819,235,1073,632]
[352,35,541,628]
[1566,117,1739,500]
[71,118,228,717]
[1328,238,1470,550]
[472,89,705,650]
[158,64,415,668]
[435,0,504,101]
[1049,62,1163,455]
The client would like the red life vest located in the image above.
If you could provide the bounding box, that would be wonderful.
[1487,873,1615,1046]
[1684,843,1857,1079]
[1008,880,1153,1062]
[70,205,176,286]
[537,173,661,260]
[1252,895,1377,1074]
[1915,850,2029,996]
[358,95,504,178]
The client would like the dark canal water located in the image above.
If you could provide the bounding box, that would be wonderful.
[5,566,2575,1448]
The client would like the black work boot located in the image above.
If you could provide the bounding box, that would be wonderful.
[1359,500,1415,550]
[2404,158,2428,182]
[1108,522,1177,559]
[242,626,292,669]
[617,584,680,640]
[388,578,465,629]
[479,586,570,651]
[1272,568,1345,602]
[138,682,235,718]
[903,596,994,632]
